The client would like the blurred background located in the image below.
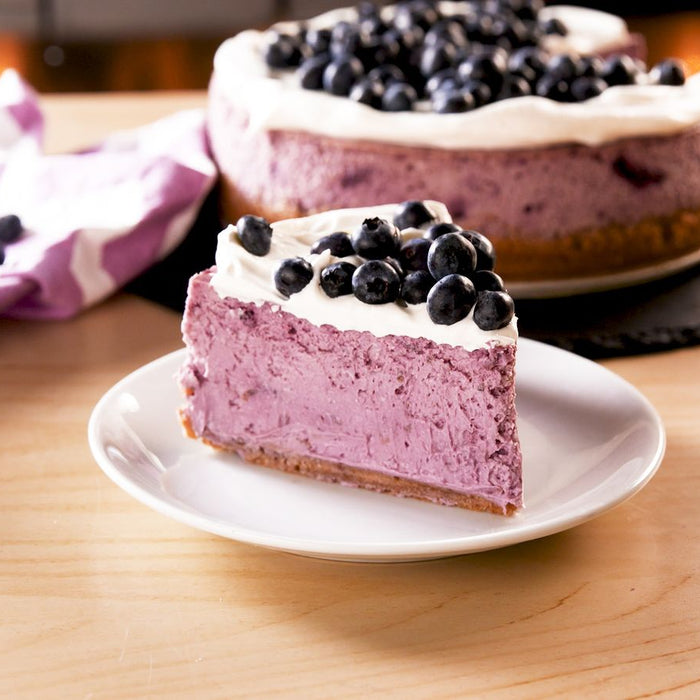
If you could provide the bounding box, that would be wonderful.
[0,0,698,92]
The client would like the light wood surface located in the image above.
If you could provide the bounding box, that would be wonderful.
[1,92,700,699]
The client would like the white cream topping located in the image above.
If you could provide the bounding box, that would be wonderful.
[210,202,517,351]
[212,4,700,149]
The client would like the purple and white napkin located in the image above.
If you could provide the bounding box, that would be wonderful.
[0,69,216,319]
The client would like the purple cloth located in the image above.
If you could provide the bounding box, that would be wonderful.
[0,70,216,319]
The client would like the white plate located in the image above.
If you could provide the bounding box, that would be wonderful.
[508,248,700,299]
[88,340,665,563]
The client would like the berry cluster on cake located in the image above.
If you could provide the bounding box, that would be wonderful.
[207,0,700,284]
[179,201,522,515]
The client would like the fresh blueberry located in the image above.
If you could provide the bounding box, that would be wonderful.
[382,81,418,111]
[368,64,406,85]
[498,75,531,99]
[461,79,493,107]
[264,33,302,68]
[0,214,23,244]
[424,19,468,49]
[320,261,357,297]
[349,76,385,108]
[236,215,273,256]
[352,260,401,304]
[393,200,436,230]
[393,1,440,33]
[457,53,507,96]
[473,290,515,330]
[297,54,331,90]
[427,232,477,279]
[398,238,432,272]
[600,54,641,86]
[329,21,362,58]
[425,222,461,240]
[507,46,547,84]
[419,41,457,77]
[425,67,458,95]
[470,269,505,292]
[512,0,544,21]
[310,231,355,257]
[323,55,364,96]
[402,270,435,304]
[352,217,401,259]
[432,88,475,113]
[385,256,404,278]
[540,17,567,36]
[426,274,476,325]
[305,27,331,55]
[274,257,314,297]
[577,55,605,78]
[570,76,607,101]
[545,53,579,81]
[536,73,573,102]
[460,229,495,271]
[648,58,685,86]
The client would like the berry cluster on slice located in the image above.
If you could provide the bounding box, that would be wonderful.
[0,214,23,265]
[235,201,515,331]
[262,0,686,114]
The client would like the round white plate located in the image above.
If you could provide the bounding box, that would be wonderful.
[508,248,700,299]
[88,340,665,563]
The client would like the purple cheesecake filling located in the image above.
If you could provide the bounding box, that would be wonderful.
[209,78,700,242]
[179,270,522,513]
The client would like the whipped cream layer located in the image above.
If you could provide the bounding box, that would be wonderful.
[210,202,517,350]
[213,4,700,149]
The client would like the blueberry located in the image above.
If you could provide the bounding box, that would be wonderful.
[419,41,457,77]
[508,46,547,84]
[398,238,432,272]
[457,53,507,96]
[323,55,364,96]
[460,229,495,271]
[402,270,435,304]
[385,256,404,278]
[498,75,531,99]
[577,55,605,78]
[274,257,314,297]
[425,67,458,95]
[570,76,607,101]
[473,290,515,330]
[352,260,401,304]
[424,19,468,49]
[461,79,493,107]
[310,231,355,257]
[305,27,331,55]
[349,77,384,108]
[368,64,406,85]
[264,33,302,69]
[545,54,579,81]
[536,73,573,102]
[352,217,401,259]
[427,232,477,279]
[320,261,357,298]
[600,54,641,86]
[236,215,273,256]
[470,269,505,292]
[394,1,440,33]
[382,81,418,111]
[426,274,476,325]
[393,200,436,230]
[425,222,461,240]
[540,17,567,36]
[297,54,331,90]
[330,21,362,57]
[0,214,23,244]
[648,58,685,86]
[432,88,475,113]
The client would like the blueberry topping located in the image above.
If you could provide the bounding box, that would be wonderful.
[600,54,641,87]
[570,76,607,101]
[473,290,515,330]
[419,41,457,77]
[310,231,355,257]
[352,217,401,259]
[323,55,364,95]
[393,200,436,230]
[320,260,357,297]
[545,53,579,81]
[498,75,531,99]
[425,67,458,95]
[304,27,331,55]
[508,46,547,84]
[382,81,418,111]
[274,257,314,297]
[432,88,475,113]
[0,247,4,265]
[461,79,493,107]
[352,260,401,304]
[457,52,507,96]
[540,16,567,36]
[649,58,685,86]
[398,238,432,272]
[297,54,331,90]
[236,215,273,256]
[427,232,477,279]
[402,270,435,304]
[459,229,496,271]
[0,214,23,244]
[427,274,476,325]
[264,33,302,69]
[349,76,384,108]
[535,73,573,102]
[470,269,505,292]
[425,222,462,240]
[368,64,406,85]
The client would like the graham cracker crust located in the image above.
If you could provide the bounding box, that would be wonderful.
[180,412,515,516]
[218,184,700,283]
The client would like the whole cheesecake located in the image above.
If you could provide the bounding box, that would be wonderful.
[179,201,522,515]
[207,1,700,284]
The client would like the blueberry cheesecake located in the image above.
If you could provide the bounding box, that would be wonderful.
[179,201,522,515]
[208,1,700,283]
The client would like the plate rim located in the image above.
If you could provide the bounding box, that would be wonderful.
[88,339,666,561]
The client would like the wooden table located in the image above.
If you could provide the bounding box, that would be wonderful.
[2,93,699,698]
